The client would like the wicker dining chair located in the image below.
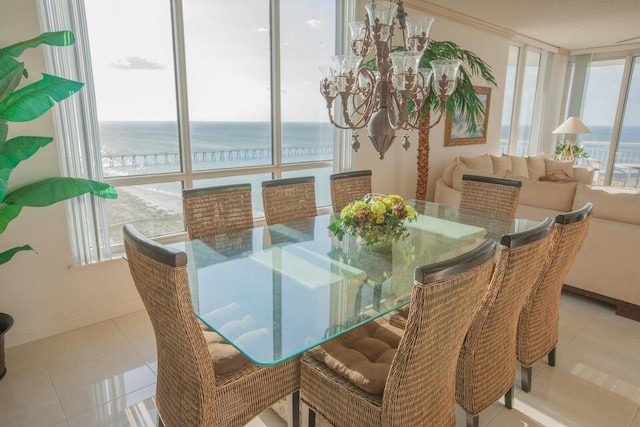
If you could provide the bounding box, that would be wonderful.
[123,224,300,427]
[460,175,522,218]
[300,240,497,427]
[517,203,593,393]
[182,183,253,239]
[456,218,554,427]
[329,170,372,214]
[262,177,317,225]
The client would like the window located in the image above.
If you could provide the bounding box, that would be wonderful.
[39,0,346,262]
[570,53,640,187]
[500,44,546,156]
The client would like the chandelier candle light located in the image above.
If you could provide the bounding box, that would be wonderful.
[319,0,462,159]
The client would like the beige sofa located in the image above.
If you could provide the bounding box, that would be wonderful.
[434,154,640,320]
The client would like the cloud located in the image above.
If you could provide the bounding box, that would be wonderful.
[109,56,166,70]
[306,19,321,29]
[253,26,269,32]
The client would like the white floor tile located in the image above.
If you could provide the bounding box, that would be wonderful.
[67,384,157,427]
[51,348,157,418]
[0,293,638,426]
[39,320,136,374]
[0,375,66,427]
[515,364,638,427]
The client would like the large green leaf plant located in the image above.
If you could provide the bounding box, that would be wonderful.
[0,31,117,265]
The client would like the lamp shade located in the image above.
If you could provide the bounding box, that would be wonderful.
[552,117,591,134]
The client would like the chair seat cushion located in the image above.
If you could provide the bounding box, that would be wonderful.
[309,320,403,394]
[198,320,251,376]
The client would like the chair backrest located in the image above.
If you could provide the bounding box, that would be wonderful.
[329,170,372,214]
[123,224,216,426]
[517,203,593,366]
[460,174,522,218]
[456,217,554,415]
[262,176,317,225]
[183,183,253,239]
[381,240,496,426]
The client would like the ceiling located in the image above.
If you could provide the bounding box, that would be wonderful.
[416,0,640,51]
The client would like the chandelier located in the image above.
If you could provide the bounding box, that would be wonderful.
[319,0,462,159]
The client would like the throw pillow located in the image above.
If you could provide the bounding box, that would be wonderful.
[572,167,596,185]
[441,158,458,187]
[459,154,493,174]
[544,158,574,177]
[539,170,577,183]
[452,165,497,191]
[506,155,528,177]
[526,156,546,180]
[491,154,512,175]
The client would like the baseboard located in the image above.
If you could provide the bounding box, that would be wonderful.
[563,285,640,322]
[5,301,146,348]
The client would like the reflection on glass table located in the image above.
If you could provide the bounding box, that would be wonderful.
[170,200,542,366]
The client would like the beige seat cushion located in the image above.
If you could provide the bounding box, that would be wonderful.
[309,320,403,394]
[199,320,251,376]
[545,158,574,177]
[505,172,577,212]
[460,154,493,174]
[442,158,458,187]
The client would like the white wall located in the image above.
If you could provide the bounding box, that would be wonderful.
[354,5,511,201]
[0,0,141,348]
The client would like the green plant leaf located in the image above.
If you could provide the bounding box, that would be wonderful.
[0,61,24,105]
[0,31,75,60]
[0,245,33,265]
[4,177,117,207]
[0,136,53,200]
[0,203,22,233]
[0,74,84,122]
[0,122,7,147]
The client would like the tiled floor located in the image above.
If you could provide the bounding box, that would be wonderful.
[1,292,639,427]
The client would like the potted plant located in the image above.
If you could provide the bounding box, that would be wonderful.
[0,31,117,380]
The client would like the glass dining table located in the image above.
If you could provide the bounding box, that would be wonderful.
[170,200,542,366]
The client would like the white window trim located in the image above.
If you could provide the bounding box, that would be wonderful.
[37,0,351,264]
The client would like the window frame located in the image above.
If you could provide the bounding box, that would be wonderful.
[38,0,354,263]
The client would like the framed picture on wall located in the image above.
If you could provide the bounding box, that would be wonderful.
[444,86,491,146]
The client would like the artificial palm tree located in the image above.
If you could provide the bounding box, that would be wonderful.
[415,40,496,199]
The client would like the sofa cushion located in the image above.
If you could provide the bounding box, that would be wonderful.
[545,158,574,177]
[526,156,546,180]
[309,320,402,394]
[442,158,458,188]
[460,154,493,174]
[572,167,596,185]
[506,155,528,177]
[452,165,498,191]
[491,155,512,175]
[573,184,640,226]
[505,172,577,212]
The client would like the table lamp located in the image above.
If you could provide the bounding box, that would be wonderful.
[552,117,591,161]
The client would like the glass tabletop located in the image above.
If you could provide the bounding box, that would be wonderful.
[170,200,542,365]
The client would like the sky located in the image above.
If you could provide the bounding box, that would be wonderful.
[84,0,336,122]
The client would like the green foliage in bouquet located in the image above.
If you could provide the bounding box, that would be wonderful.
[0,31,117,265]
[329,194,417,246]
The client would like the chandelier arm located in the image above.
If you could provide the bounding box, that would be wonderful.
[336,94,371,129]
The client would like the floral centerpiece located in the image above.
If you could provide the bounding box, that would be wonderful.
[329,194,417,246]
